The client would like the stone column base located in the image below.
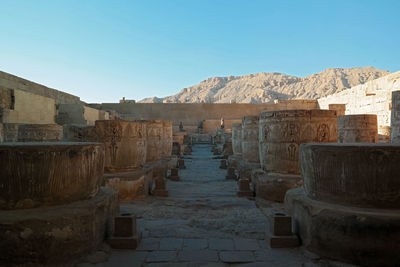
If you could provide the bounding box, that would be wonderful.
[103,166,153,202]
[285,188,400,267]
[0,187,119,266]
[252,171,302,202]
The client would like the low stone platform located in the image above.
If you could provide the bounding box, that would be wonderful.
[252,170,302,202]
[0,187,119,266]
[285,187,400,266]
[103,166,153,202]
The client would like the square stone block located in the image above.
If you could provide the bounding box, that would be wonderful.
[269,214,292,236]
[114,215,137,237]
[267,234,299,248]
[109,232,142,249]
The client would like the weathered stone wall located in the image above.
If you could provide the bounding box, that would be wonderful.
[318,71,400,138]
[90,101,318,132]
[1,89,57,124]
[391,91,400,143]
[56,104,109,125]
[0,71,81,104]
[17,124,63,142]
[0,87,13,109]
[203,119,242,134]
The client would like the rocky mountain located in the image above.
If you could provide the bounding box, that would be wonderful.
[139,67,390,103]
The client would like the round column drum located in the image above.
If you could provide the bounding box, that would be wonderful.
[259,110,337,174]
[232,123,242,155]
[0,142,104,209]
[161,120,173,157]
[338,114,378,143]
[301,143,400,208]
[95,120,146,173]
[145,120,163,162]
[241,116,259,163]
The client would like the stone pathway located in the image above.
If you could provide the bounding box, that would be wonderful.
[78,144,348,267]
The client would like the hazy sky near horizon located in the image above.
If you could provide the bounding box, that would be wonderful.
[0,0,399,103]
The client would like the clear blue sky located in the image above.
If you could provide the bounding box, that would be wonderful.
[0,0,399,103]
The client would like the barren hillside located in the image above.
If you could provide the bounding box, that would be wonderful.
[139,67,389,103]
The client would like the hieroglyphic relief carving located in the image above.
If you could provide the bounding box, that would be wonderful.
[317,124,330,142]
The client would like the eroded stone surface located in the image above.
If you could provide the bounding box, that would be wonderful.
[301,143,400,208]
[17,124,63,141]
[285,187,400,267]
[241,116,259,164]
[259,109,337,174]
[232,123,242,155]
[338,114,378,143]
[0,142,104,209]
[145,120,163,163]
[96,120,147,173]
[0,187,119,266]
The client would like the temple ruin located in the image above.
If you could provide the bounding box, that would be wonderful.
[1,70,400,266]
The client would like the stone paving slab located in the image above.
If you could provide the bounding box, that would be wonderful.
[219,251,255,263]
[146,251,177,262]
[233,238,260,251]
[159,238,183,250]
[178,250,219,262]
[183,238,208,250]
[79,145,340,266]
[209,238,235,250]
[138,238,160,251]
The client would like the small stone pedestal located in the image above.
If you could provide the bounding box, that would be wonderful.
[226,167,237,180]
[219,159,227,169]
[237,178,253,197]
[183,145,192,155]
[265,213,299,248]
[109,214,142,249]
[168,168,180,181]
[177,159,186,169]
[152,178,169,197]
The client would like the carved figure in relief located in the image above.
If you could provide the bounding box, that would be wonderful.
[220,118,225,129]
[317,124,330,142]
[104,122,122,165]
[288,143,297,161]
[283,123,299,142]
[263,127,270,142]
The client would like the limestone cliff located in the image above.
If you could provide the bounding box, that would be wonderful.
[139,67,389,103]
